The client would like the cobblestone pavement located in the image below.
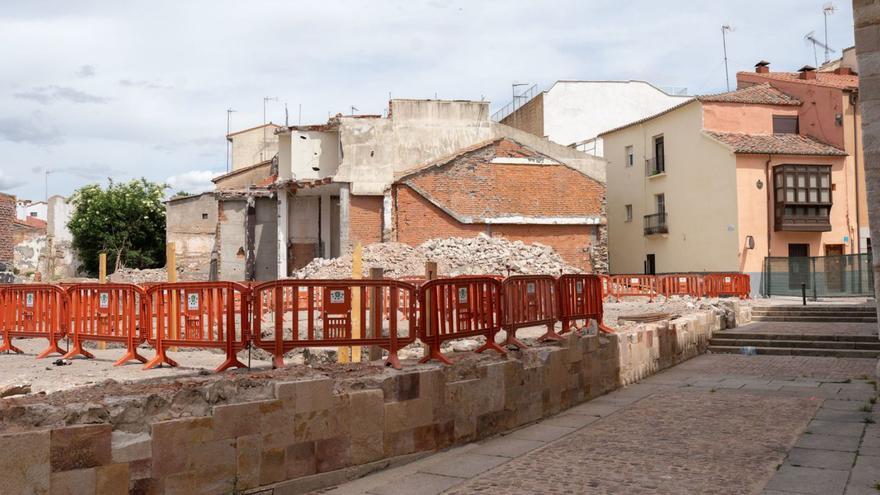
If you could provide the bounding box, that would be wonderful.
[321,353,878,495]
[722,321,878,337]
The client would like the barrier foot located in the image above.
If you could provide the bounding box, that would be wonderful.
[62,342,95,360]
[143,350,179,370]
[538,323,564,343]
[272,355,285,369]
[475,338,507,356]
[418,345,453,365]
[36,340,66,359]
[113,349,148,366]
[214,356,246,373]
[384,352,402,370]
[504,332,528,350]
[597,321,615,334]
[0,340,23,354]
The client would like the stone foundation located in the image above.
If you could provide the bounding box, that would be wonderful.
[0,302,748,494]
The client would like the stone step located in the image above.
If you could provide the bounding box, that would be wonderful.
[709,338,880,350]
[715,332,879,343]
[707,345,880,359]
[751,316,877,323]
[752,308,877,315]
[753,305,876,312]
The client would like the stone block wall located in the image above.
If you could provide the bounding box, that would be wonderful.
[0,304,747,494]
[0,193,14,268]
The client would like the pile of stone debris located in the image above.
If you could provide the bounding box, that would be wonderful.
[108,266,192,284]
[293,234,581,279]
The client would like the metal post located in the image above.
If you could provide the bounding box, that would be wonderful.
[369,267,384,361]
[422,262,437,358]
[802,283,807,306]
[721,25,732,92]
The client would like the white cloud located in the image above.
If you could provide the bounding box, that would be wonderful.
[165,170,222,195]
[0,169,24,191]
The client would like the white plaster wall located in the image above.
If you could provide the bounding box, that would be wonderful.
[542,81,690,154]
[230,124,280,170]
[16,202,47,222]
[289,131,340,180]
[47,196,73,243]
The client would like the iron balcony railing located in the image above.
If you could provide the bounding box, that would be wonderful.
[645,157,665,176]
[491,84,540,122]
[644,212,668,235]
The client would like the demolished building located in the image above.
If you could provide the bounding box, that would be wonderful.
[167,99,608,281]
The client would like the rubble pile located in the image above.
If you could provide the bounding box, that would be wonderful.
[293,234,581,279]
[109,266,193,284]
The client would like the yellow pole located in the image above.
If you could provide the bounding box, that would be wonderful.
[98,253,107,350]
[167,243,178,352]
[338,243,362,363]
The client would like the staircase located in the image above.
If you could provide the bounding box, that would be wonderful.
[708,305,879,358]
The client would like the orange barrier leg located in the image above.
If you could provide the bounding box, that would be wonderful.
[538,322,564,342]
[113,348,148,367]
[36,338,66,359]
[384,352,402,370]
[0,336,23,354]
[143,347,179,369]
[418,342,453,365]
[215,353,247,373]
[474,336,507,356]
[62,339,95,360]
[504,329,528,350]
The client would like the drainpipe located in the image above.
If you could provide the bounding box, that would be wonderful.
[765,154,773,260]
[851,91,862,254]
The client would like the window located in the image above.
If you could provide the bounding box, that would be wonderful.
[773,115,799,134]
[655,194,666,214]
[202,213,209,220]
[29,212,38,217]
[654,136,665,173]
[773,164,832,231]
[625,204,633,222]
[625,146,634,167]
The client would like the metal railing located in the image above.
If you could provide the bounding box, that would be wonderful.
[762,254,874,297]
[645,157,665,176]
[491,84,540,122]
[644,212,668,235]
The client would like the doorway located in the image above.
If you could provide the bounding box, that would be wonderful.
[824,244,845,292]
[645,254,656,275]
[788,243,810,290]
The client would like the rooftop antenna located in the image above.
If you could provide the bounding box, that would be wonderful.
[805,31,833,67]
[350,105,359,116]
[226,108,236,172]
[823,2,836,63]
[722,24,734,91]
[284,102,289,127]
[298,103,302,125]
[262,96,278,161]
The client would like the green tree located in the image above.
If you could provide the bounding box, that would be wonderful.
[68,178,167,276]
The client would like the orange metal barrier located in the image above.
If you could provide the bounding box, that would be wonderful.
[144,282,250,372]
[501,275,559,346]
[418,276,506,365]
[63,283,148,366]
[558,274,613,334]
[608,275,658,302]
[0,284,68,358]
[704,274,750,299]
[657,275,704,298]
[251,279,417,369]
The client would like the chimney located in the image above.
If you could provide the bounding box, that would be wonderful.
[755,60,770,73]
[799,65,817,80]
[834,66,853,76]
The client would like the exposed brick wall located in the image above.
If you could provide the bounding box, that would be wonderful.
[0,193,15,267]
[499,93,544,138]
[394,186,597,271]
[349,195,383,248]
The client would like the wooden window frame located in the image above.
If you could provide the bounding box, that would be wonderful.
[773,164,832,232]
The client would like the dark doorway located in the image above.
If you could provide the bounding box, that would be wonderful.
[645,254,656,275]
[788,243,810,290]
[824,244,845,292]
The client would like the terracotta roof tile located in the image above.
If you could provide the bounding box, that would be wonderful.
[698,83,801,106]
[705,132,847,156]
[736,71,859,90]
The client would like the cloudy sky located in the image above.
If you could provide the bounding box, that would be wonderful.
[0,0,856,200]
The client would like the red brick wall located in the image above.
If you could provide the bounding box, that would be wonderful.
[349,195,383,247]
[0,193,15,267]
[394,186,597,271]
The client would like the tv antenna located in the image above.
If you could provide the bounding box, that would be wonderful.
[721,24,734,91]
[226,108,236,172]
[823,3,836,63]
[805,31,833,67]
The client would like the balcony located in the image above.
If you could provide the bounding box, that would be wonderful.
[645,157,665,177]
[644,212,668,235]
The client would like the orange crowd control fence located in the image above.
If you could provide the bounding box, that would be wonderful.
[704,274,751,299]
[501,275,559,346]
[558,274,613,334]
[64,283,148,366]
[608,275,658,302]
[144,282,251,372]
[251,279,418,369]
[418,276,506,365]
[657,275,704,298]
[0,284,68,358]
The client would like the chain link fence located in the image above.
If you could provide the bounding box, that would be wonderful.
[762,254,874,297]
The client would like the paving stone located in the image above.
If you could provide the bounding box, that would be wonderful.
[419,453,508,479]
[806,420,866,437]
[471,437,544,458]
[507,424,574,442]
[764,465,848,495]
[814,408,873,423]
[823,399,872,412]
[564,402,621,417]
[367,472,464,495]
[785,447,856,470]
[742,381,785,391]
[845,455,880,495]
[539,413,601,429]
[795,433,861,452]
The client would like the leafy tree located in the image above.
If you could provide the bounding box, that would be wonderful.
[172,191,191,198]
[68,179,167,275]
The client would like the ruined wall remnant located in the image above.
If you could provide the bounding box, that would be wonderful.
[0,193,14,268]
[166,193,218,280]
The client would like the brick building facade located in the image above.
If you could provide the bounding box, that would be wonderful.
[0,193,15,268]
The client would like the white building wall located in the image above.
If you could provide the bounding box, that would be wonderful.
[16,201,47,222]
[542,81,690,155]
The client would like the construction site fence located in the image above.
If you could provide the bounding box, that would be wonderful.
[602,273,750,300]
[0,273,636,371]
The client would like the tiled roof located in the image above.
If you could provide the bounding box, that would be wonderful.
[13,217,47,230]
[737,71,859,90]
[396,138,604,223]
[705,132,847,156]
[698,83,801,106]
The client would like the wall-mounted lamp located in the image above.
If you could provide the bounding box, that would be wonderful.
[745,235,755,249]
[756,179,763,190]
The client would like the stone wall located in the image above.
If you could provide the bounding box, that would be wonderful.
[0,193,14,268]
[0,303,746,494]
